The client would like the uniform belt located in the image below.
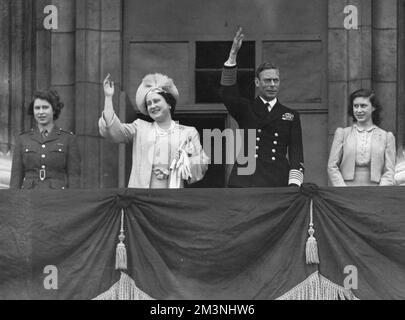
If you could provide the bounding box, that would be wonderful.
[25,169,65,181]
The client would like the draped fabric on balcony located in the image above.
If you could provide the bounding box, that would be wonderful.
[0,186,405,300]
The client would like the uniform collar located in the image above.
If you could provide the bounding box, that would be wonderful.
[29,126,61,143]
[38,124,55,135]
[259,96,277,108]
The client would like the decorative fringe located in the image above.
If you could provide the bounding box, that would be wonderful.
[306,199,319,264]
[93,272,155,300]
[276,271,359,300]
[115,209,127,270]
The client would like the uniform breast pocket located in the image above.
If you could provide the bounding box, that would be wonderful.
[22,147,37,168]
[50,147,66,167]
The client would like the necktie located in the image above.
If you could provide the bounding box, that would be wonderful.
[42,130,48,139]
[264,102,271,112]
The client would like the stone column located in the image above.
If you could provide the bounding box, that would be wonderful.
[398,0,405,148]
[76,0,122,188]
[328,0,373,138]
[372,0,398,133]
[0,0,11,153]
[0,0,35,151]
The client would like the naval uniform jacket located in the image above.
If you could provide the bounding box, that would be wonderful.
[10,127,81,189]
[219,65,304,187]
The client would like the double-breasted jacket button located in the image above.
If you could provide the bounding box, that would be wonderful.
[257,137,261,142]
[258,129,262,134]
[255,154,258,159]
[42,145,46,149]
[272,149,276,153]
[275,133,279,137]
[256,146,259,150]
[273,141,277,145]
[41,154,46,159]
[272,157,276,161]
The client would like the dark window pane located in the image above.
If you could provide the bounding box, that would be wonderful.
[195,71,221,103]
[196,41,255,69]
[195,70,255,103]
[237,70,256,101]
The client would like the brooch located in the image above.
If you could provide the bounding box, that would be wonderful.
[282,113,294,121]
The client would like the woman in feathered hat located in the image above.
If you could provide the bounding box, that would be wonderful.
[99,73,209,188]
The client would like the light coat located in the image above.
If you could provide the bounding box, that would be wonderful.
[99,114,209,188]
[327,125,396,186]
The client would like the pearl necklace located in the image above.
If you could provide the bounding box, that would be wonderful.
[155,121,176,136]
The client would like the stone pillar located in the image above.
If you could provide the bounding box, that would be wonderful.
[76,0,122,188]
[0,0,11,154]
[0,0,35,152]
[398,0,405,148]
[372,0,398,133]
[50,0,76,132]
[36,0,76,133]
[328,0,373,139]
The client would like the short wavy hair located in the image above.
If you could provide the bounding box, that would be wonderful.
[28,90,64,120]
[144,91,177,118]
[255,61,280,78]
[348,89,382,126]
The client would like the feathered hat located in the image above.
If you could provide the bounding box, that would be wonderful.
[135,73,179,115]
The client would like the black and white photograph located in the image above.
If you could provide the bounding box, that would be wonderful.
[0,0,405,303]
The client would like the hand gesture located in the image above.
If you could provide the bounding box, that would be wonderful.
[103,74,114,97]
[230,27,244,55]
[184,136,195,156]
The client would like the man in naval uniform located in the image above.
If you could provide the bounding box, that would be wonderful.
[219,27,304,187]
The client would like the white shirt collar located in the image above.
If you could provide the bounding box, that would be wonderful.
[259,96,277,112]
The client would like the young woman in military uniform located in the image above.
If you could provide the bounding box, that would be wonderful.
[10,90,81,189]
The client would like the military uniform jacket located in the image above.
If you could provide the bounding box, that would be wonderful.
[10,127,81,189]
[219,66,304,187]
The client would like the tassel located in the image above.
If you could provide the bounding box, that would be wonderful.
[94,272,155,300]
[115,209,127,270]
[305,200,319,264]
[306,226,319,264]
[276,271,359,300]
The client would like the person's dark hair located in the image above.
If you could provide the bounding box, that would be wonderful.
[255,61,280,78]
[348,89,382,126]
[28,90,64,120]
[145,91,177,118]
